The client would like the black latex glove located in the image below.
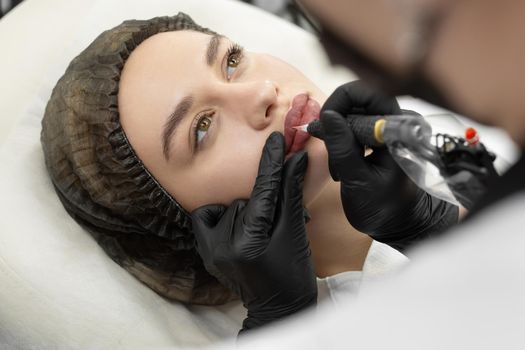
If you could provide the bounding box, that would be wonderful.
[191,132,317,334]
[321,81,459,252]
[439,143,499,211]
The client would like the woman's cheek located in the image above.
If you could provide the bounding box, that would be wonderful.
[211,144,263,204]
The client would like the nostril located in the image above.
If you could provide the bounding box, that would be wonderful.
[265,105,272,118]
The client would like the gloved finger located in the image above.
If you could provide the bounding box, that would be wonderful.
[189,202,232,285]
[191,204,227,229]
[366,147,398,169]
[366,147,412,195]
[321,110,367,182]
[191,204,227,254]
[275,151,309,242]
[244,131,285,238]
[322,80,402,116]
[281,151,308,216]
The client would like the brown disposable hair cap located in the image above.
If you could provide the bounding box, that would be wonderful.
[41,13,237,305]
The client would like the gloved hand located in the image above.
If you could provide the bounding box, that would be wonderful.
[321,80,459,251]
[439,142,498,211]
[191,132,317,334]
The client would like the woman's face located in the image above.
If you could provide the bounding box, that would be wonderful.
[119,30,329,212]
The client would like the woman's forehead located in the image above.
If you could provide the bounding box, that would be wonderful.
[119,31,214,104]
[126,30,212,67]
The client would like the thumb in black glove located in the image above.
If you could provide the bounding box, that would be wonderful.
[191,132,317,333]
[321,81,459,252]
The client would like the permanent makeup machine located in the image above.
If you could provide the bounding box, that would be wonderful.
[296,114,500,209]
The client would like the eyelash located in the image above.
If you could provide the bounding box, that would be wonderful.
[192,111,214,151]
[225,43,244,80]
[192,43,245,151]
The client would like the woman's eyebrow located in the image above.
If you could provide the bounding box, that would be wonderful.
[206,34,223,66]
[162,95,193,161]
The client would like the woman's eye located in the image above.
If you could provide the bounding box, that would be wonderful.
[225,44,243,80]
[196,115,212,144]
[226,56,240,79]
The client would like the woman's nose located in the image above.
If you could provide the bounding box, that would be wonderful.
[221,80,278,130]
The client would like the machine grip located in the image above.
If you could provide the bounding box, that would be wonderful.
[307,114,385,147]
[346,114,385,147]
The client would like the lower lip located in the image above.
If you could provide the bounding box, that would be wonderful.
[284,94,321,156]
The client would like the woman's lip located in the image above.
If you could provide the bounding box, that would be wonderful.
[284,94,321,156]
